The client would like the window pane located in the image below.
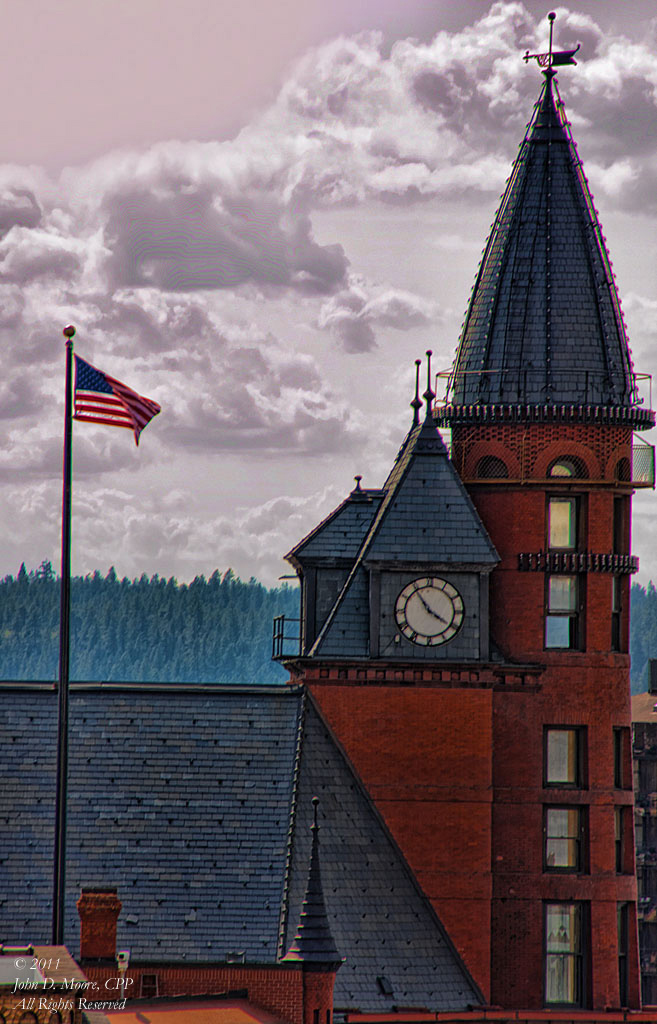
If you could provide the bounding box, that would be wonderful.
[546,953,578,1004]
[546,730,578,785]
[550,460,575,477]
[549,576,577,611]
[546,615,572,648]
[546,808,580,869]
[549,499,576,549]
[546,838,580,867]
[545,904,581,1005]
[547,808,579,837]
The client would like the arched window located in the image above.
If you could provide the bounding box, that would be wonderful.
[476,455,509,479]
[49,1013,63,1024]
[616,458,631,482]
[549,457,587,479]
[18,1013,38,1023]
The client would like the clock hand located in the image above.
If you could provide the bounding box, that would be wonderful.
[417,591,447,623]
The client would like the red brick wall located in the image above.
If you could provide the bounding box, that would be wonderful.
[82,963,305,1024]
[455,421,641,1010]
[309,685,493,998]
[303,971,336,1024]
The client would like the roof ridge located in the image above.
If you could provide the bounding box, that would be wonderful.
[277,689,308,958]
[308,422,424,656]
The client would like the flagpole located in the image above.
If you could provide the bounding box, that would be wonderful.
[53,324,75,945]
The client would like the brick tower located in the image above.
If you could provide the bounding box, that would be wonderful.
[280,38,655,1016]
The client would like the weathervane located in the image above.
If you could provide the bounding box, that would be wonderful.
[523,12,579,70]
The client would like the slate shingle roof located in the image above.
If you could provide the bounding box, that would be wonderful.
[286,492,383,565]
[0,682,480,1013]
[448,73,636,409]
[2,685,299,962]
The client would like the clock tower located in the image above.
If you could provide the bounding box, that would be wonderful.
[278,27,654,1017]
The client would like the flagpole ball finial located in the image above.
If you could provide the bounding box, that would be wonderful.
[548,12,556,20]
[63,325,76,338]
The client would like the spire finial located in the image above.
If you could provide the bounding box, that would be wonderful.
[410,359,422,425]
[523,12,579,73]
[281,796,343,969]
[423,350,435,419]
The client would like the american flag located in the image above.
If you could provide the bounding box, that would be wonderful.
[74,355,161,446]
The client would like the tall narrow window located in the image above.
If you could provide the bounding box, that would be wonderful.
[618,903,629,1007]
[546,575,579,648]
[545,903,585,1006]
[612,577,622,652]
[613,728,631,789]
[544,807,586,872]
[614,496,629,551]
[548,498,577,550]
[615,806,630,874]
[545,728,585,788]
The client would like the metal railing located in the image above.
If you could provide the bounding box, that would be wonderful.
[434,367,653,412]
[633,437,656,487]
[272,615,301,660]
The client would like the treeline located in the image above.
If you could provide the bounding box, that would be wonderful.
[0,561,299,683]
[631,583,657,694]
[3,564,657,689]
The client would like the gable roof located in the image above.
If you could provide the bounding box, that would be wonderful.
[446,72,640,414]
[0,681,480,1014]
[310,417,498,657]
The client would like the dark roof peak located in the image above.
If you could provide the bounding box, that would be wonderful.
[443,71,647,421]
[282,797,343,969]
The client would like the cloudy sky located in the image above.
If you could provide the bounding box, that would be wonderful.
[3,0,657,587]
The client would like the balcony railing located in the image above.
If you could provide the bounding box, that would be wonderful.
[272,615,301,660]
[632,436,656,487]
[435,367,654,413]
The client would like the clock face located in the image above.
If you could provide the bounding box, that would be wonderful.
[394,577,464,647]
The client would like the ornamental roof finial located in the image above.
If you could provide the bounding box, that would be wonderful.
[410,359,422,426]
[423,351,435,421]
[523,11,579,75]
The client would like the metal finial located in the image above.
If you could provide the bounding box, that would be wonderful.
[63,325,76,339]
[423,350,435,418]
[312,795,320,832]
[411,359,422,425]
[523,12,579,72]
[353,475,362,492]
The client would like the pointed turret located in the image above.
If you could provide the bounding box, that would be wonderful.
[441,67,653,428]
[282,797,342,969]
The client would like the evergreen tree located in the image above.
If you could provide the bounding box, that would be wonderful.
[0,563,299,683]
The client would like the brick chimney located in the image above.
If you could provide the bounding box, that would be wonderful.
[77,889,122,960]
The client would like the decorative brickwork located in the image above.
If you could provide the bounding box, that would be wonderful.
[82,962,305,1024]
[451,422,633,484]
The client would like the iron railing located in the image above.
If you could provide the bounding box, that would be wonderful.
[272,615,301,660]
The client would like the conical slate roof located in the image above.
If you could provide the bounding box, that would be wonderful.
[444,72,649,425]
[282,797,342,968]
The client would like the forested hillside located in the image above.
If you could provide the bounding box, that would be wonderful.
[2,563,657,689]
[0,562,298,683]
[630,583,657,694]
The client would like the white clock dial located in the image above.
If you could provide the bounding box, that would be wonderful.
[394,577,464,647]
